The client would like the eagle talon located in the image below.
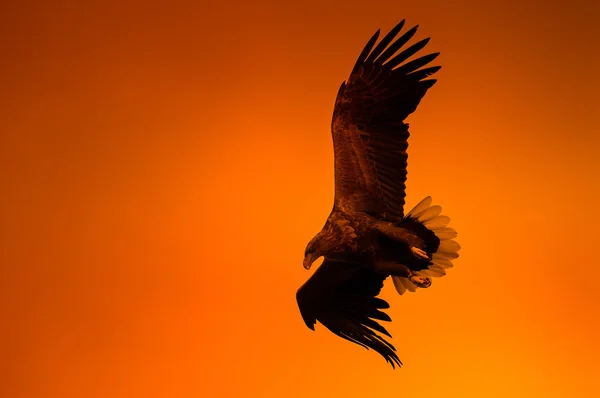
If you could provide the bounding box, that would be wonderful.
[411,247,429,260]
[409,275,432,288]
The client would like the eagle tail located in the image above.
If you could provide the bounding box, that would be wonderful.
[392,196,460,295]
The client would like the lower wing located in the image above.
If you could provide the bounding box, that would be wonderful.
[296,259,401,368]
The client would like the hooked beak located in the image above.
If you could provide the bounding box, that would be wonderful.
[303,253,318,270]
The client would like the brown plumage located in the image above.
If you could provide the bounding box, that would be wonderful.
[296,20,461,368]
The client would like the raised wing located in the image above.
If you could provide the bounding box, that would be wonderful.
[296,259,401,368]
[331,20,440,219]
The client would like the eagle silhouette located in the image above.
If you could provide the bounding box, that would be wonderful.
[296,20,461,368]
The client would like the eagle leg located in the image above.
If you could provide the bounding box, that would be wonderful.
[375,224,431,262]
[410,246,430,260]
[375,224,426,249]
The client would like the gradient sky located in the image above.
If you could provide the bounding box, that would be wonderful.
[1,1,599,397]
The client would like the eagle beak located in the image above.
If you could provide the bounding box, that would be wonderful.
[303,253,317,270]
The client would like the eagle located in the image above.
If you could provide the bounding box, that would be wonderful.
[296,20,461,368]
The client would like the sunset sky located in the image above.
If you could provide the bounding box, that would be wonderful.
[1,0,599,397]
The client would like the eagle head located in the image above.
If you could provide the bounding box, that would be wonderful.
[303,232,328,270]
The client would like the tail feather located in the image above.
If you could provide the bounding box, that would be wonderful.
[423,215,451,229]
[439,239,461,253]
[406,196,432,218]
[431,255,453,269]
[392,276,418,295]
[415,205,442,222]
[433,227,458,240]
[392,196,460,295]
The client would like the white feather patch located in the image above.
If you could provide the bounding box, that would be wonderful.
[394,196,461,295]
[428,265,446,276]
[431,227,458,240]
[432,257,454,269]
[392,276,407,295]
[439,239,461,253]
[416,205,442,223]
[406,196,432,218]
[435,250,459,260]
[424,215,451,229]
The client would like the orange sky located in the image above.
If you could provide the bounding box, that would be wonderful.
[1,1,599,397]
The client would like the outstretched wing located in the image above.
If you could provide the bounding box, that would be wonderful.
[331,20,440,219]
[296,259,401,368]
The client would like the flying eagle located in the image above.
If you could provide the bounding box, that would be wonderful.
[296,20,461,368]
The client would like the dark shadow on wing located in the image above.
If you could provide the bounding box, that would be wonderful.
[296,259,402,368]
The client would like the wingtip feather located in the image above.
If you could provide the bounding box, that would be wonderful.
[351,29,381,74]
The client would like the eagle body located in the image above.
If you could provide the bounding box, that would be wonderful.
[314,209,435,272]
[296,20,461,368]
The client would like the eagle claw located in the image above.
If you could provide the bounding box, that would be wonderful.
[409,275,432,288]
[411,247,430,260]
